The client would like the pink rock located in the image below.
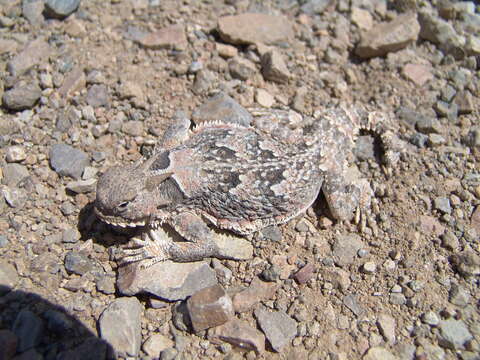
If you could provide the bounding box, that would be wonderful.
[293,263,316,284]
[402,63,433,86]
[136,24,187,49]
[210,319,266,353]
[419,215,445,237]
[232,277,279,313]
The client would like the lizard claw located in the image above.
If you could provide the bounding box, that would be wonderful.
[118,232,169,268]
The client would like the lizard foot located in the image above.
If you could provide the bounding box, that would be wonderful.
[118,229,171,268]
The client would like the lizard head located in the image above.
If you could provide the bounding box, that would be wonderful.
[94,151,185,228]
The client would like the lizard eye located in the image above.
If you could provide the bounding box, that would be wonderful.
[117,201,130,212]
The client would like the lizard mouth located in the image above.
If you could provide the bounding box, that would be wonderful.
[94,207,163,229]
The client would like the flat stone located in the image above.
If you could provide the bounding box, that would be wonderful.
[142,334,174,358]
[135,24,187,50]
[363,347,398,360]
[343,294,364,317]
[99,297,142,358]
[58,67,86,97]
[66,178,96,193]
[402,63,433,86]
[210,319,266,354]
[187,284,234,332]
[255,89,275,108]
[0,260,19,294]
[22,0,45,25]
[12,310,44,353]
[3,81,42,111]
[7,38,50,76]
[56,338,108,360]
[213,233,253,261]
[293,263,316,284]
[438,319,473,350]
[434,197,451,214]
[86,84,109,107]
[117,258,217,301]
[377,313,396,344]
[332,233,365,267]
[44,0,80,19]
[2,163,29,187]
[254,307,297,352]
[356,13,420,58]
[192,92,252,127]
[232,277,279,313]
[261,50,291,84]
[0,329,17,360]
[49,144,89,179]
[218,13,294,45]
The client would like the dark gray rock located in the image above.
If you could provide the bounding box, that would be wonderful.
[2,82,42,110]
[192,92,252,127]
[64,251,100,275]
[0,329,17,360]
[49,144,89,179]
[261,264,281,282]
[254,307,297,352]
[12,310,44,352]
[44,0,80,19]
[260,226,282,242]
[44,310,73,333]
[56,337,109,360]
[99,297,142,358]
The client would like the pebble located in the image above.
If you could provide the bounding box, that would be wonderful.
[351,7,373,30]
[416,116,443,134]
[441,230,459,251]
[363,347,398,360]
[402,63,433,86]
[377,313,396,344]
[5,145,27,163]
[332,233,365,267]
[343,294,364,317]
[44,0,80,19]
[86,84,109,107]
[320,267,351,291]
[187,284,234,332]
[428,133,446,147]
[3,187,27,208]
[434,197,452,214]
[211,319,266,354]
[12,310,44,352]
[260,226,282,242]
[255,88,275,108]
[254,307,297,352]
[99,297,142,358]
[0,329,17,360]
[49,143,89,179]
[228,57,257,81]
[58,67,86,97]
[64,251,101,275]
[261,50,291,84]
[422,311,440,326]
[3,81,42,111]
[0,235,8,248]
[438,319,473,350]
[218,13,293,45]
[212,233,253,260]
[449,283,471,307]
[232,277,279,313]
[117,257,217,301]
[7,38,50,77]
[300,0,331,15]
[142,334,174,358]
[216,43,238,58]
[260,264,282,282]
[355,13,420,58]
[389,293,406,305]
[0,260,19,294]
[122,120,144,137]
[117,80,145,100]
[362,261,377,274]
[455,90,475,114]
[134,24,187,50]
[66,178,96,193]
[293,263,315,284]
[2,163,29,187]
[191,92,252,127]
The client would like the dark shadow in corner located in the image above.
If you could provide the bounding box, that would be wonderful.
[0,286,114,360]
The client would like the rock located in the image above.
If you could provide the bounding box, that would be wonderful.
[228,57,257,80]
[192,92,252,127]
[44,310,73,333]
[332,233,365,267]
[419,215,445,236]
[3,187,27,208]
[343,294,364,317]
[210,319,266,354]
[351,7,373,30]
[22,0,45,25]
[416,116,443,134]
[7,38,50,76]
[471,206,480,234]
[293,263,316,284]
[134,24,187,50]
[418,11,465,59]
[99,297,142,358]
[58,67,86,98]
[319,267,351,291]
[2,81,42,110]
[142,334,174,358]
[86,84,109,107]
[218,13,293,45]
[2,163,29,187]
[455,90,474,114]
[44,0,80,19]
[117,258,217,301]
[363,347,398,360]
[66,178,96,193]
[361,261,377,274]
[56,338,108,360]
[5,145,27,163]
[122,121,144,136]
[212,233,253,260]
[0,260,19,294]
[0,329,17,360]
[261,51,291,84]
[0,39,18,55]
[300,0,331,15]
[434,197,451,214]
[117,80,144,100]
[260,226,282,242]
[438,319,473,350]
[449,283,470,307]
[232,277,279,313]
[377,313,396,344]
[254,307,297,352]
[187,284,234,332]
[355,13,420,58]
[216,43,238,58]
[49,144,89,179]
[402,63,433,86]
[422,311,440,326]
[12,310,44,352]
[255,89,275,108]
[441,230,459,251]
[0,235,8,248]
[64,251,101,275]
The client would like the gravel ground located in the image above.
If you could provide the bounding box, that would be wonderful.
[0,0,479,359]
